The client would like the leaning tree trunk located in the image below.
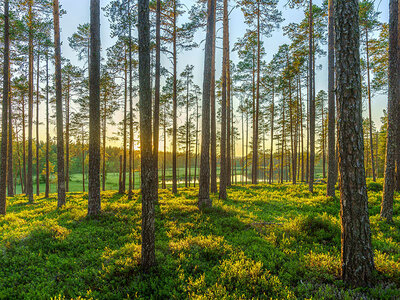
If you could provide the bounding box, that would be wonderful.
[198,0,216,209]
[0,0,10,215]
[327,0,337,197]
[88,0,101,216]
[335,0,375,287]
[138,0,156,271]
[27,0,34,203]
[381,0,398,222]
[53,0,66,207]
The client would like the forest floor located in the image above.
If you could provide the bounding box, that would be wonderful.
[0,182,399,299]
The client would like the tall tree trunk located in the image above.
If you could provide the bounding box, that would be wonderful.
[226,36,231,187]
[8,74,14,197]
[82,129,85,192]
[172,0,178,194]
[27,0,34,203]
[102,93,107,191]
[45,53,50,198]
[185,75,190,188]
[0,0,10,214]
[194,94,199,187]
[163,106,167,189]
[65,77,70,192]
[381,0,398,221]
[22,95,26,194]
[210,5,217,193]
[335,0,375,286]
[269,83,274,184]
[327,0,337,197]
[120,47,128,194]
[219,0,229,200]
[299,76,304,182]
[322,96,326,179]
[198,0,215,209]
[53,0,66,207]
[138,0,156,270]
[246,107,249,184]
[128,0,134,199]
[252,3,261,185]
[36,47,40,196]
[88,0,101,215]
[153,0,161,195]
[365,29,376,182]
[308,0,315,193]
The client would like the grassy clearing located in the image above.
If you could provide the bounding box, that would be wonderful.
[0,182,399,299]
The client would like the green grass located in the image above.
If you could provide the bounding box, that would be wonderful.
[1,182,399,299]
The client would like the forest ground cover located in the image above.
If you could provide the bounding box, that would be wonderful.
[0,182,399,299]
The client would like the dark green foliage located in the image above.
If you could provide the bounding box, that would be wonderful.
[367,181,383,192]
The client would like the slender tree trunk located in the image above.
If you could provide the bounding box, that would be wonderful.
[88,0,101,216]
[45,53,50,198]
[163,106,167,189]
[36,46,40,196]
[381,0,398,222]
[185,76,190,188]
[120,47,128,194]
[128,0,134,199]
[198,0,215,209]
[365,29,376,182]
[138,0,156,270]
[65,77,70,192]
[327,0,336,197]
[172,1,178,194]
[226,36,231,187]
[22,95,26,194]
[82,131,85,192]
[269,83,274,184]
[153,0,161,195]
[210,4,217,193]
[252,4,261,185]
[0,0,10,214]
[322,96,326,179]
[102,93,107,191]
[281,96,285,184]
[299,76,304,183]
[246,108,249,184]
[27,0,34,203]
[53,0,66,207]
[8,74,14,197]
[335,0,375,286]
[194,95,199,187]
[219,0,229,200]
[308,0,315,193]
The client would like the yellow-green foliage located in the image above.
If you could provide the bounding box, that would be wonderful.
[0,182,399,299]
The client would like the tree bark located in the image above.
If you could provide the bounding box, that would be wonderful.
[8,71,14,197]
[381,0,398,222]
[172,0,178,194]
[335,0,375,286]
[198,0,215,209]
[27,0,34,203]
[308,0,315,193]
[153,0,161,196]
[365,29,376,182]
[45,53,50,198]
[0,0,10,214]
[219,0,229,200]
[210,6,217,193]
[53,0,66,207]
[36,46,40,196]
[327,0,337,197]
[138,0,156,270]
[269,83,274,184]
[65,77,70,192]
[88,0,101,216]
